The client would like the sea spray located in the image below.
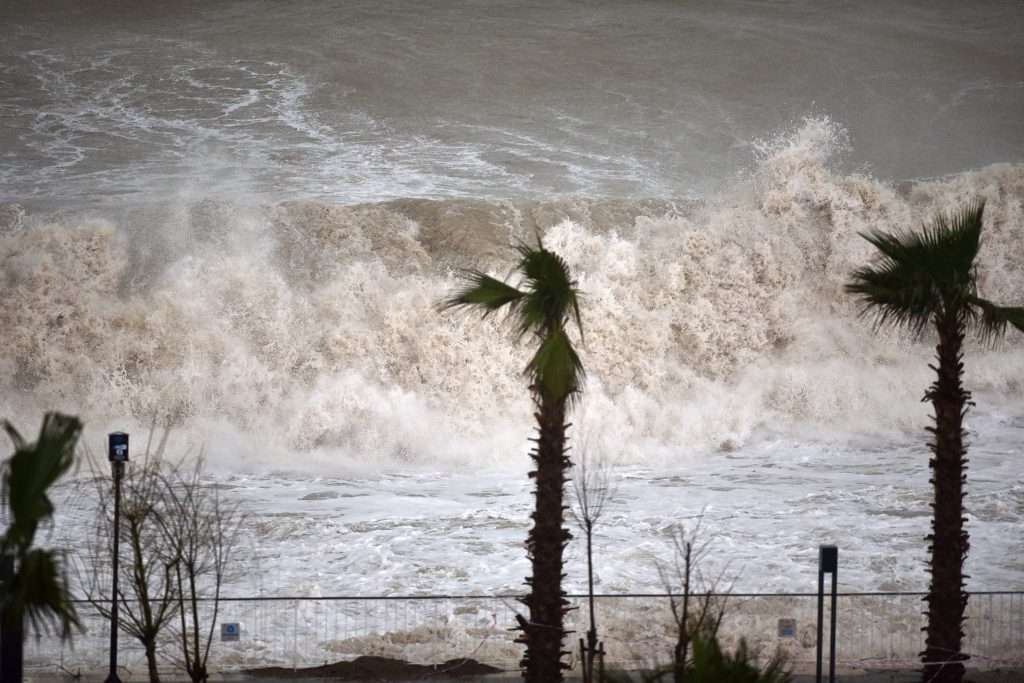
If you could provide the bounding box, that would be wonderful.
[3,121,1024,472]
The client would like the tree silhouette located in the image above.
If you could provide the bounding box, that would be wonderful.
[443,241,584,682]
[847,201,1024,683]
[1,413,83,682]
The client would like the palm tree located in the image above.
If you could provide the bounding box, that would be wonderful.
[442,241,584,683]
[1,412,83,682]
[846,200,1024,683]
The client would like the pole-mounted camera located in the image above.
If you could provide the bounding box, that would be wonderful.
[107,432,129,480]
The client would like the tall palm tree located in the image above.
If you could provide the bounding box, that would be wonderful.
[846,201,1024,683]
[1,412,83,682]
[442,241,584,683]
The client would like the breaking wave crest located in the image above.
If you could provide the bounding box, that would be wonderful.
[3,120,1023,472]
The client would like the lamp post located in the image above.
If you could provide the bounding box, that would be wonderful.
[105,432,129,683]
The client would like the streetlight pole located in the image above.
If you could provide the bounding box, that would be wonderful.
[105,432,129,683]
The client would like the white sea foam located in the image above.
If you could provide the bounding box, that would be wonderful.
[4,120,1024,476]
[6,123,1024,606]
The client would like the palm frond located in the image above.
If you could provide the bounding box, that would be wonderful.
[2,413,81,555]
[844,269,936,334]
[515,244,585,342]
[846,201,986,332]
[442,242,586,403]
[1,412,82,641]
[528,326,585,402]
[0,548,81,637]
[439,270,525,316]
[967,296,1024,344]
[2,423,26,451]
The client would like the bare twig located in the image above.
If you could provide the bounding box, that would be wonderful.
[656,514,735,683]
[159,456,241,683]
[569,451,617,683]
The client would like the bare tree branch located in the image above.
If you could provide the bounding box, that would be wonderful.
[656,514,735,683]
[75,427,180,683]
[159,456,241,683]
[569,450,617,683]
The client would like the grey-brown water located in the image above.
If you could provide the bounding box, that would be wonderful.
[2,0,1022,205]
[2,0,1023,658]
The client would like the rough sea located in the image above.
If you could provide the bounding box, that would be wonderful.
[2,0,1022,618]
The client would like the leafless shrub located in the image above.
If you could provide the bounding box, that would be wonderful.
[657,516,734,682]
[570,452,617,683]
[161,458,241,683]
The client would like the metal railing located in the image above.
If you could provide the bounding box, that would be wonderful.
[24,591,1024,678]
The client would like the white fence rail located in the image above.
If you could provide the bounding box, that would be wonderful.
[25,591,1024,678]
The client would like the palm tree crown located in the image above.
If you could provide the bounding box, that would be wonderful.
[443,242,584,401]
[846,200,1024,338]
[1,412,82,639]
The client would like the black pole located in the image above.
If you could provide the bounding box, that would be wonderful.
[829,556,838,683]
[816,554,825,683]
[105,463,123,683]
[1,554,24,683]
[105,432,128,683]
[816,545,838,683]
[586,524,596,648]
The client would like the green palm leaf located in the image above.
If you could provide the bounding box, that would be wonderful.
[846,201,1004,334]
[2,414,80,554]
[967,296,1024,344]
[440,270,526,315]
[516,244,585,343]
[2,548,80,637]
[529,327,585,402]
[442,241,585,402]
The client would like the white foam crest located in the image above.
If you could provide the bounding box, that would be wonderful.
[3,121,1023,471]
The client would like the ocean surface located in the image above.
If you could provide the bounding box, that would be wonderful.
[2,0,1023,610]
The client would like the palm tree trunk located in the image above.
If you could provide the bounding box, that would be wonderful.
[0,612,23,683]
[517,390,572,683]
[922,316,971,683]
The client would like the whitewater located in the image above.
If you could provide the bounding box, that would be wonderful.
[1,0,1022,624]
